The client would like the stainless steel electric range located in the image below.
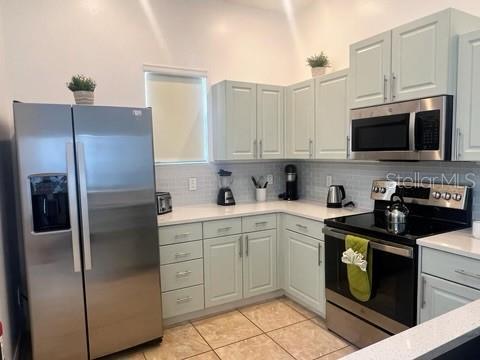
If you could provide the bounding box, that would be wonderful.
[322,179,472,348]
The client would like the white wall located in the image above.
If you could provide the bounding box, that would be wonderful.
[0,0,298,108]
[294,0,480,80]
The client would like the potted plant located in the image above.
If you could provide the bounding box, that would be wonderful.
[307,52,331,77]
[67,74,96,105]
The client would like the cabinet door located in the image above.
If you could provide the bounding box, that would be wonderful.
[257,84,284,159]
[204,234,243,307]
[349,31,391,108]
[391,11,450,102]
[243,230,277,298]
[285,230,325,315]
[315,70,349,159]
[226,81,257,160]
[456,30,480,161]
[286,79,315,159]
[419,274,480,323]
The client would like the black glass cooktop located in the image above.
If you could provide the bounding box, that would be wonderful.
[325,211,469,245]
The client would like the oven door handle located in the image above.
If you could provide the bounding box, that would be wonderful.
[322,227,414,258]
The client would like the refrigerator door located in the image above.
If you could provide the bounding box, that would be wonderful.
[13,103,88,359]
[72,106,162,358]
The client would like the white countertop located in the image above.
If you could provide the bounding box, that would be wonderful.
[417,228,480,260]
[343,298,480,360]
[157,200,368,226]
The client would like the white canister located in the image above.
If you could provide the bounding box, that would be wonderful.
[473,221,480,239]
[256,188,267,202]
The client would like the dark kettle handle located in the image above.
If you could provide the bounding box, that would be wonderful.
[390,193,405,204]
[339,185,346,200]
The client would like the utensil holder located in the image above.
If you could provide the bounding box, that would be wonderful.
[256,188,267,202]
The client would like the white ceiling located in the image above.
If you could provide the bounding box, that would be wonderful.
[224,0,314,12]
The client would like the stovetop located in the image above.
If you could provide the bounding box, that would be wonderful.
[325,211,469,246]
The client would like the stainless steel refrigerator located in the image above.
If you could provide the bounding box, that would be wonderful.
[13,103,163,359]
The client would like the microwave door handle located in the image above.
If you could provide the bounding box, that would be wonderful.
[409,112,416,151]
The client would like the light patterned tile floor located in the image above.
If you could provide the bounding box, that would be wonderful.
[104,297,357,360]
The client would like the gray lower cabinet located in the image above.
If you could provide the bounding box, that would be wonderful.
[284,229,325,315]
[204,234,244,307]
[419,246,480,323]
[204,229,278,308]
[419,273,480,323]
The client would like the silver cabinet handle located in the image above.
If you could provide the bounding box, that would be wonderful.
[253,139,258,159]
[239,235,243,258]
[456,128,462,160]
[318,243,322,266]
[66,143,81,273]
[255,221,268,226]
[246,235,249,256]
[176,270,192,278]
[76,142,92,271]
[309,139,313,159]
[176,296,192,304]
[174,252,191,258]
[175,232,191,239]
[259,139,263,159]
[420,276,426,309]
[296,223,308,229]
[346,136,350,159]
[454,269,480,280]
[383,74,388,102]
[391,73,397,100]
[218,226,232,232]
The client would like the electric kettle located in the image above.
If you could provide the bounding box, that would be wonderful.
[327,185,346,208]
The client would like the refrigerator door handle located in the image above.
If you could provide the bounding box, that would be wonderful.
[67,143,82,273]
[77,142,92,270]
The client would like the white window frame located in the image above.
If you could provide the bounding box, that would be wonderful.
[143,64,209,164]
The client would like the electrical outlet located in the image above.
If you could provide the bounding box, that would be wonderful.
[326,175,333,187]
[188,177,197,191]
[266,174,274,185]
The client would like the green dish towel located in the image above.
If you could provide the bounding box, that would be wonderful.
[345,234,372,302]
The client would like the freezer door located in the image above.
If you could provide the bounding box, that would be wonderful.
[72,106,162,358]
[13,103,88,359]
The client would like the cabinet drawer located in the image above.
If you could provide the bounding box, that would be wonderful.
[284,215,324,240]
[242,214,277,233]
[162,285,205,319]
[422,247,480,290]
[160,259,204,292]
[160,241,203,265]
[203,218,242,239]
[158,223,203,246]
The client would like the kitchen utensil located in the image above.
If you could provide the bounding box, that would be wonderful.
[327,185,346,208]
[385,193,409,224]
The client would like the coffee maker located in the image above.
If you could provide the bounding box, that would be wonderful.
[217,169,236,206]
[279,164,298,200]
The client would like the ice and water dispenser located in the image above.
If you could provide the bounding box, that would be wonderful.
[30,175,70,232]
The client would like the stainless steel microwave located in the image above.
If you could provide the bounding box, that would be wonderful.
[349,96,453,161]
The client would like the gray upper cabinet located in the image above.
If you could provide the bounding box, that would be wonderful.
[286,79,315,159]
[257,84,285,159]
[349,9,480,109]
[349,31,391,108]
[315,70,349,159]
[212,81,284,160]
[456,29,480,161]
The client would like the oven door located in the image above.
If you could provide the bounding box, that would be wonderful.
[323,227,417,332]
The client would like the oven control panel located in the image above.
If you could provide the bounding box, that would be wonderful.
[370,180,470,210]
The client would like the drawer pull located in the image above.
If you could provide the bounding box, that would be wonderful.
[454,269,480,280]
[296,224,308,229]
[255,221,268,226]
[174,252,191,258]
[176,270,192,278]
[176,296,193,304]
[218,226,232,232]
[175,232,191,239]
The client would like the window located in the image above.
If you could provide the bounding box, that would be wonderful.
[144,66,208,163]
